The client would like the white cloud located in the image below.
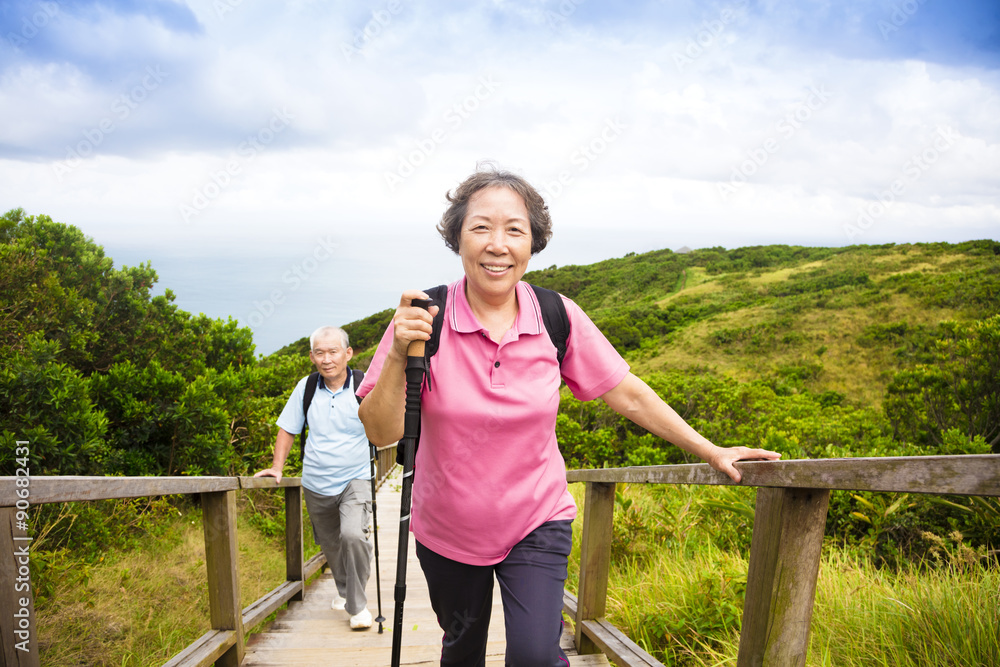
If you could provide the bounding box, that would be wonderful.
[1,1,998,351]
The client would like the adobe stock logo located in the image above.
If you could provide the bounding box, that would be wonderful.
[673,0,748,72]
[843,127,959,242]
[383,76,500,192]
[244,235,339,328]
[717,84,831,200]
[179,109,294,223]
[5,1,60,48]
[878,0,929,39]
[541,117,627,200]
[341,0,406,61]
[52,66,169,180]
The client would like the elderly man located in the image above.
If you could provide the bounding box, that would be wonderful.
[255,325,373,630]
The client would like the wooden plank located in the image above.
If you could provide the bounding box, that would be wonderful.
[303,552,327,581]
[567,454,1000,496]
[737,487,830,667]
[580,619,663,667]
[239,477,302,489]
[161,629,235,667]
[564,589,578,618]
[284,486,304,603]
[375,446,396,488]
[242,581,303,631]
[0,477,237,507]
[201,491,244,667]
[0,508,38,667]
[575,481,615,655]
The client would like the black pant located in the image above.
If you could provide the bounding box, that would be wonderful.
[415,520,573,667]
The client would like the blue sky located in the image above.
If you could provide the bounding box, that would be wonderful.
[1,0,998,353]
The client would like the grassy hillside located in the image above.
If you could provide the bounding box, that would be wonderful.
[523,241,999,408]
[330,240,997,411]
[19,234,997,666]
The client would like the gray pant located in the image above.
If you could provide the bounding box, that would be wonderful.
[304,480,373,616]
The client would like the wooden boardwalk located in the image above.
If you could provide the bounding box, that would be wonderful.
[242,468,608,666]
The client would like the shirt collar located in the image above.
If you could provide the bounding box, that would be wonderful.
[450,278,543,337]
[319,369,353,394]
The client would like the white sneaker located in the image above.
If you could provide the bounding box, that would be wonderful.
[350,608,372,630]
[331,595,347,610]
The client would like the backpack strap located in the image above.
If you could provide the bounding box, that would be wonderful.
[423,284,449,360]
[528,283,570,365]
[352,368,365,405]
[300,371,321,456]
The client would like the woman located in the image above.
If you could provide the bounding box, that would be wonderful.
[357,166,780,666]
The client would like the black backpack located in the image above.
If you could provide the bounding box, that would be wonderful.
[395,283,571,465]
[300,367,365,459]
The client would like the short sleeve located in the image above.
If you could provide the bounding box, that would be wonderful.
[558,297,630,401]
[276,376,309,435]
[355,322,395,398]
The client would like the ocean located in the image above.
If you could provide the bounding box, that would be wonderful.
[107,228,679,356]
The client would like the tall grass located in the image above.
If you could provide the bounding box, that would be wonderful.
[567,483,999,666]
[35,495,321,666]
[811,548,1000,667]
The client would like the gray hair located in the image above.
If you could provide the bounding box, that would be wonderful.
[437,162,553,256]
[309,326,350,350]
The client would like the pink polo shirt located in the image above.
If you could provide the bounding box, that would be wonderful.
[357,279,629,566]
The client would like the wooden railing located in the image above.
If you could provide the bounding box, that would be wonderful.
[565,454,1000,667]
[4,452,996,667]
[0,445,397,667]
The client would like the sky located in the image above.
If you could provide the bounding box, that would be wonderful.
[2,0,999,354]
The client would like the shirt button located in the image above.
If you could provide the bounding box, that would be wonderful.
[494,361,500,368]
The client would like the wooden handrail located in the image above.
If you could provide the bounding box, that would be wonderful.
[0,444,398,667]
[567,453,1000,667]
[5,451,995,666]
[567,454,1000,496]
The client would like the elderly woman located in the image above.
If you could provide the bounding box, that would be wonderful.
[357,166,779,666]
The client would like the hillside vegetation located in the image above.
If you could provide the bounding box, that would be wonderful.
[3,208,997,665]
[528,242,998,406]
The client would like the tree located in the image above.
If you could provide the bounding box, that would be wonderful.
[886,316,1000,452]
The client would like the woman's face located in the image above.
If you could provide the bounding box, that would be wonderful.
[458,186,533,307]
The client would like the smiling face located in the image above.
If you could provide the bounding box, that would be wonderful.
[458,186,533,309]
[308,332,353,386]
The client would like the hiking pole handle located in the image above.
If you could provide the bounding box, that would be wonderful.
[407,298,432,358]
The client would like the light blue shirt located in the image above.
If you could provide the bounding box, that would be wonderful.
[276,371,371,497]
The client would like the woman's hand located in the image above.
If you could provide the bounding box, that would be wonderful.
[389,290,441,360]
[706,445,782,483]
[360,290,440,446]
[602,373,780,483]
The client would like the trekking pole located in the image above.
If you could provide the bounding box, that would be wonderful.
[391,298,430,667]
[369,443,385,634]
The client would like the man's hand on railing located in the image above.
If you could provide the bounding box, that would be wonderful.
[255,428,295,484]
[707,446,782,484]
[254,467,284,484]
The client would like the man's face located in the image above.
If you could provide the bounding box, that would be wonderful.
[309,334,353,384]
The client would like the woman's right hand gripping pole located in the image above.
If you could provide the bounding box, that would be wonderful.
[358,291,439,446]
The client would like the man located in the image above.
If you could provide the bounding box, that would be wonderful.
[255,326,374,630]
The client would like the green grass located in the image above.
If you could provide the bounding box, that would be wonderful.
[35,496,322,666]
[811,549,1000,666]
[631,249,973,408]
[566,483,999,666]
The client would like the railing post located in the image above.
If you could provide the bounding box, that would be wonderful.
[737,487,830,667]
[575,481,615,654]
[201,490,244,667]
[1,508,39,667]
[285,486,304,602]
